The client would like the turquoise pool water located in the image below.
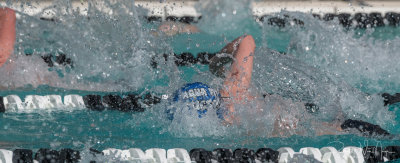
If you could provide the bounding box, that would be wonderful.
[1,0,400,155]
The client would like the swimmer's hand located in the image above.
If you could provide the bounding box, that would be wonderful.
[382,93,400,106]
[341,119,391,137]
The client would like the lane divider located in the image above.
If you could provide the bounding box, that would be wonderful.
[4,0,400,27]
[1,92,400,113]
[25,52,217,69]
[257,12,400,28]
[36,12,398,29]
[0,94,161,113]
[150,52,216,68]
[2,146,400,163]
[0,93,319,114]
[144,12,400,28]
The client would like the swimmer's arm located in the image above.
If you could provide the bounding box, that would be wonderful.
[157,21,199,36]
[226,35,255,89]
[0,8,15,67]
[220,35,255,124]
[221,35,255,102]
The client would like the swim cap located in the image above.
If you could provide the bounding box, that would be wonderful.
[167,82,223,119]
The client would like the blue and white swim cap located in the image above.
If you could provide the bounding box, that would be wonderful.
[167,82,224,120]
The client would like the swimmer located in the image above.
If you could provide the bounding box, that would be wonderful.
[171,34,330,136]
[171,34,393,137]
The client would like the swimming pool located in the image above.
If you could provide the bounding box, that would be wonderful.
[2,0,400,162]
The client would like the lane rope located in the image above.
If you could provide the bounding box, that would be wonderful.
[3,146,400,162]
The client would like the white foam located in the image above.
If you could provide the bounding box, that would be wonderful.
[195,0,256,36]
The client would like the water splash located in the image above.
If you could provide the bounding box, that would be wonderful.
[2,0,172,92]
[195,0,257,37]
[257,13,397,128]
[283,13,400,94]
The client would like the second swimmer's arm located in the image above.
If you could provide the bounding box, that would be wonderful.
[0,8,15,67]
[158,21,199,36]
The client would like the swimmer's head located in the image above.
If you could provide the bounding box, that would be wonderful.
[166,82,223,120]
